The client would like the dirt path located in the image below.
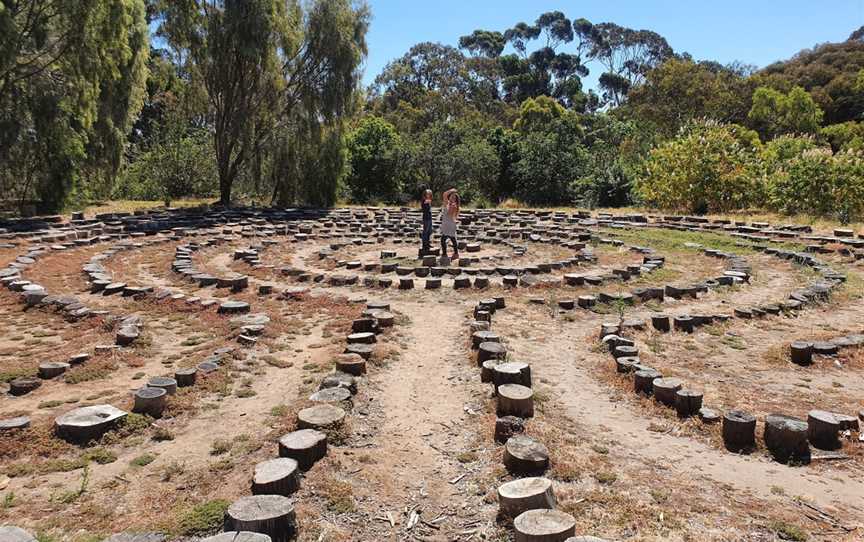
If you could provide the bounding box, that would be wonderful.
[498,307,864,517]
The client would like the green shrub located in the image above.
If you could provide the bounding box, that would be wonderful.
[176,499,231,536]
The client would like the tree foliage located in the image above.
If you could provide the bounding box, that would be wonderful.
[747,86,823,140]
[345,116,406,203]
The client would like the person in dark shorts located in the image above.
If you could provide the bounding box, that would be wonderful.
[420,189,433,253]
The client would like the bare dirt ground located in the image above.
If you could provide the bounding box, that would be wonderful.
[0,215,862,542]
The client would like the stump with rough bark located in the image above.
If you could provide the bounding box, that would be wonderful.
[651,315,670,332]
[371,311,395,328]
[478,342,507,365]
[278,429,328,470]
[10,377,41,396]
[493,362,532,390]
[764,414,810,463]
[335,353,366,375]
[224,495,296,542]
[55,404,127,443]
[481,359,499,382]
[175,367,197,387]
[722,410,756,452]
[615,357,639,373]
[38,362,70,379]
[133,387,167,417]
[309,387,352,406]
[345,343,374,360]
[790,341,813,365]
[633,369,661,395]
[472,330,500,349]
[653,377,683,406]
[252,458,300,496]
[347,332,376,345]
[504,434,549,474]
[673,315,694,333]
[497,384,534,418]
[297,404,345,430]
[319,372,357,395]
[495,415,525,443]
[351,318,377,334]
[399,278,414,289]
[513,509,576,542]
[808,410,841,450]
[498,477,556,519]
[202,533,272,542]
[148,376,177,395]
[675,389,703,418]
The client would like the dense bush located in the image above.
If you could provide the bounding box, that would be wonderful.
[345,116,407,203]
[635,121,763,213]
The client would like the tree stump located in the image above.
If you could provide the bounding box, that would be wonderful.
[812,341,838,356]
[504,434,549,474]
[563,274,584,286]
[497,384,534,418]
[175,367,197,387]
[133,387,167,418]
[202,533,272,542]
[513,509,576,542]
[278,429,328,470]
[371,311,395,328]
[699,407,721,424]
[651,314,670,332]
[347,332,376,345]
[258,284,274,296]
[615,357,639,373]
[722,410,756,452]
[481,359,499,383]
[0,416,31,431]
[9,377,41,396]
[68,353,90,365]
[633,369,661,395]
[224,495,296,542]
[335,353,366,375]
[367,301,391,312]
[557,299,575,310]
[351,318,377,334]
[493,362,532,390]
[612,345,638,359]
[297,404,345,430]
[474,276,490,288]
[398,277,414,289]
[0,526,37,542]
[55,404,127,443]
[218,301,251,315]
[653,377,683,406]
[675,389,703,418]
[808,410,841,450]
[344,343,374,360]
[38,362,70,379]
[764,414,810,463]
[309,387,352,406]
[472,331,499,349]
[498,477,556,519]
[454,275,472,289]
[320,372,358,395]
[495,415,525,443]
[790,341,813,365]
[503,275,518,287]
[116,325,140,346]
[252,458,300,496]
[673,315,694,333]
[478,341,507,365]
[494,296,506,309]
[148,376,178,395]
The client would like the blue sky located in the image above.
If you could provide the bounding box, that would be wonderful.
[362,0,864,89]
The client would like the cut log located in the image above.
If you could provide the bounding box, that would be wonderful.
[651,314,670,332]
[722,410,756,452]
[55,404,127,443]
[673,315,694,333]
[699,407,721,424]
[0,416,31,431]
[764,414,810,463]
[498,477,556,519]
[481,359,499,383]
[495,415,525,443]
[175,367,197,387]
[790,341,813,365]
[224,495,296,542]
[652,377,683,407]
[398,278,414,290]
[38,361,70,379]
[278,429,328,470]
[347,332,376,345]
[504,434,549,474]
[309,387,352,406]
[116,325,140,346]
[493,362,532,390]
[319,372,358,395]
[674,389,703,418]
[147,376,178,395]
[0,526,37,542]
[297,404,345,430]
[133,387,167,418]
[472,331,499,349]
[478,342,507,365]
[497,384,534,418]
[371,310,395,328]
[351,318,377,334]
[425,278,442,289]
[202,532,272,542]
[513,509,576,542]
[10,376,41,396]
[808,410,841,450]
[218,301,251,315]
[334,353,366,376]
[344,343,374,360]
[252,457,300,496]
[633,369,661,395]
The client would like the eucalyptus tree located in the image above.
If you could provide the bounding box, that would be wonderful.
[158,0,369,206]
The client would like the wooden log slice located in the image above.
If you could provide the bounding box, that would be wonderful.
[481,359,499,383]
[513,509,576,542]
[807,410,841,450]
[371,311,395,328]
[615,356,639,373]
[202,533,272,542]
[398,278,414,290]
[497,384,534,418]
[675,389,703,418]
[493,362,532,390]
[334,353,366,376]
[133,387,167,418]
[38,362,70,379]
[252,457,300,496]
[494,415,525,443]
[218,301,251,315]
[498,477,556,519]
[351,318,377,334]
[633,369,661,395]
[472,331,500,349]
[174,367,197,387]
[504,434,549,474]
[812,341,839,356]
[764,414,810,463]
[297,404,345,430]
[673,315,694,333]
[278,429,328,470]
[309,387,352,406]
[653,377,683,407]
[565,537,609,542]
[347,332,376,345]
[722,410,756,452]
[494,296,506,309]
[699,407,721,424]
[478,342,507,365]
[503,275,519,287]
[789,341,813,365]
[147,376,178,395]
[344,343,374,360]
[474,276,490,289]
[319,372,358,395]
[224,495,296,542]
[55,404,127,443]
[454,275,472,289]
[651,314,670,332]
[611,345,638,359]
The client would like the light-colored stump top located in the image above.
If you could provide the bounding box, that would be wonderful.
[514,509,576,538]
[495,362,529,374]
[0,525,37,542]
[0,416,31,431]
[254,458,299,485]
[279,429,327,450]
[227,494,295,522]
[297,404,346,427]
[202,533,272,542]
[55,404,127,429]
[498,476,553,499]
[499,384,533,400]
[506,434,549,460]
[309,387,351,403]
